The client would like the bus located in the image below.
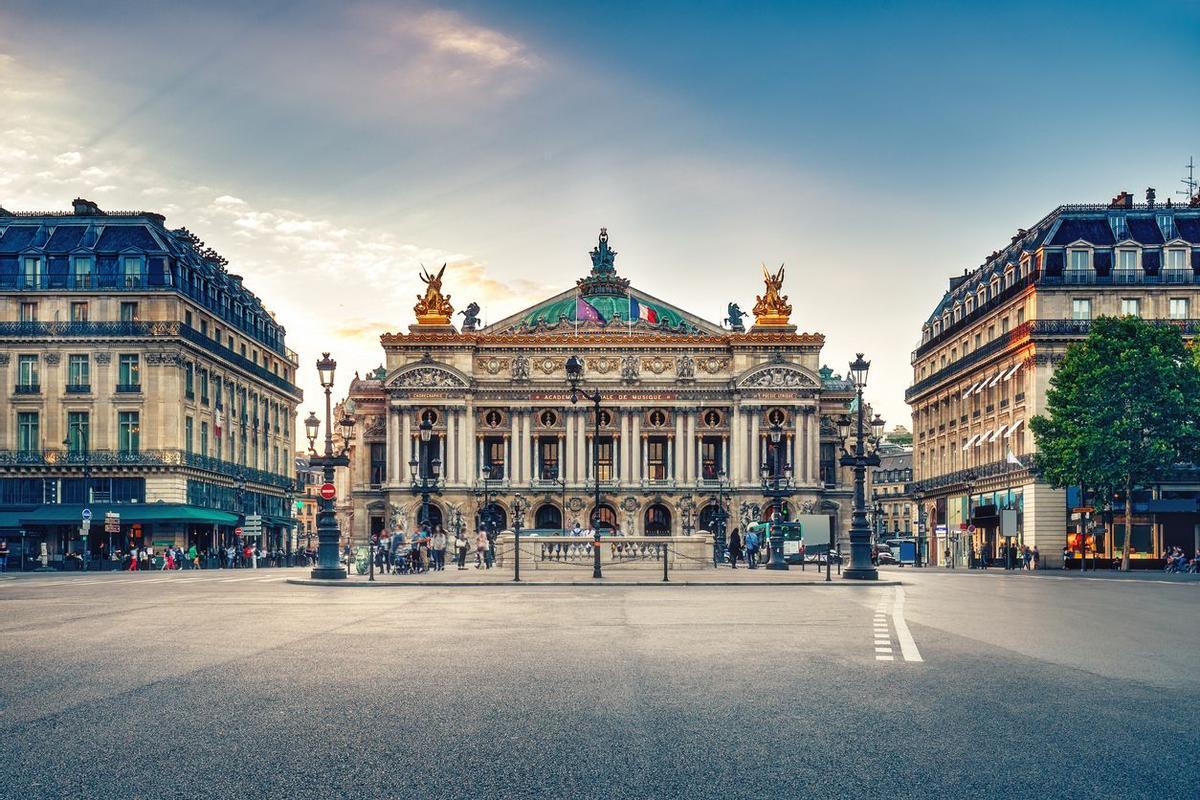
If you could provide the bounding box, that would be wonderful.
[746,521,804,563]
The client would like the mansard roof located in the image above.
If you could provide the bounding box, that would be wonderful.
[921,197,1200,328]
[480,229,726,337]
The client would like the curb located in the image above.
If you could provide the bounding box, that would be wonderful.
[286,578,905,588]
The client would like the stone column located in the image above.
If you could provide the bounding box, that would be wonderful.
[687,411,697,484]
[510,411,521,483]
[674,410,685,483]
[557,431,565,481]
[631,409,642,484]
[576,408,587,484]
[619,409,630,485]
[400,409,412,478]
[445,409,457,485]
[730,405,742,488]
[748,407,759,483]
[464,405,476,484]
[794,409,806,484]
[388,405,400,487]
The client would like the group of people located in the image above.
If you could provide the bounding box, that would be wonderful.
[1163,546,1200,573]
[112,542,309,570]
[357,524,500,575]
[724,528,767,569]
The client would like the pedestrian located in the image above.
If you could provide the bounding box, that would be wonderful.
[744,528,759,569]
[432,525,447,571]
[163,549,174,570]
[485,527,496,569]
[138,548,149,571]
[571,520,583,537]
[475,530,488,568]
[728,528,742,569]
[454,530,469,569]
[0,538,8,573]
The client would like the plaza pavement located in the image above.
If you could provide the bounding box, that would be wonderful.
[0,566,1196,799]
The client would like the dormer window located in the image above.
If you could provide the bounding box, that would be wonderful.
[1004,267,1014,287]
[990,277,1000,296]
[1116,249,1138,272]
[1165,248,1187,272]
[20,255,42,289]
[1110,215,1128,241]
[1067,249,1091,272]
[942,312,950,329]
[953,305,962,323]
[121,255,144,288]
[965,297,974,314]
[1156,213,1175,240]
[977,287,987,307]
[932,321,940,336]
[71,256,93,288]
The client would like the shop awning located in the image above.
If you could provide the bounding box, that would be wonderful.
[962,434,979,450]
[1002,363,1022,381]
[0,510,27,530]
[1005,419,1024,437]
[987,372,1003,387]
[17,504,240,526]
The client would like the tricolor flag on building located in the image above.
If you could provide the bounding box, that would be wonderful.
[628,295,658,324]
[214,409,223,439]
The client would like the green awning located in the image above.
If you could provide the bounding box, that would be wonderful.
[17,504,240,526]
[0,510,27,530]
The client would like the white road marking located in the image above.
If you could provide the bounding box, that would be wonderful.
[875,655,894,661]
[891,587,923,663]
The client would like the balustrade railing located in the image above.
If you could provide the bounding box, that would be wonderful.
[495,534,712,570]
[0,448,292,488]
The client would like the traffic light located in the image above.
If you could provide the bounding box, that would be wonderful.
[780,503,790,521]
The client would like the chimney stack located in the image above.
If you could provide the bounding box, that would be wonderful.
[1146,187,1156,207]
[71,198,104,216]
[1108,191,1133,209]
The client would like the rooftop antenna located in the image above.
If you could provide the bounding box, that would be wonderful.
[1179,156,1197,199]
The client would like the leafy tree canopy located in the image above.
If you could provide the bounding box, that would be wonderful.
[1030,316,1200,494]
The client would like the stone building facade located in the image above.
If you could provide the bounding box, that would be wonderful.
[0,199,300,565]
[908,191,1200,567]
[339,231,861,546]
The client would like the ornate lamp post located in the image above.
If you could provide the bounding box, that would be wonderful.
[837,353,886,580]
[511,494,527,582]
[284,482,296,566]
[910,488,925,568]
[409,417,443,534]
[871,492,884,564]
[565,355,603,579]
[305,353,354,580]
[712,470,729,567]
[477,464,497,535]
[963,471,976,568]
[759,420,793,571]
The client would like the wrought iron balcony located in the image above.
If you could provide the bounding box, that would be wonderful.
[0,448,293,489]
[65,383,91,394]
[115,383,142,393]
[14,383,40,394]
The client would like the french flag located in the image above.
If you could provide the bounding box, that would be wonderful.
[214,409,223,439]
[629,296,658,323]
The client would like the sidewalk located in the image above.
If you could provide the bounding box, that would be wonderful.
[879,565,1200,583]
[288,564,902,587]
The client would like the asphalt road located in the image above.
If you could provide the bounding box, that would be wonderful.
[0,567,1196,799]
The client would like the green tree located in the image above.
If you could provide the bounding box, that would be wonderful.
[1030,316,1200,570]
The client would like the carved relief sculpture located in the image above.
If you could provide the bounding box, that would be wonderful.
[752,263,792,326]
[414,264,454,325]
[512,353,530,381]
[676,354,695,379]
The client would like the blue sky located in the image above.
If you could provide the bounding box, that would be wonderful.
[2,0,1199,427]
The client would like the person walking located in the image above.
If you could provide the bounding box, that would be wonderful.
[0,538,8,573]
[475,530,488,568]
[728,528,742,569]
[432,526,447,572]
[454,530,469,569]
[744,528,759,569]
[1032,545,1040,571]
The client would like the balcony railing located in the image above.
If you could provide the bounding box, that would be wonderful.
[0,321,300,397]
[14,383,40,394]
[65,383,91,394]
[115,383,142,393]
[0,448,293,489]
[909,454,1033,494]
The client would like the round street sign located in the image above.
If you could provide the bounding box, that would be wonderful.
[319,483,336,501]
[967,524,976,534]
[82,508,92,520]
[235,526,243,537]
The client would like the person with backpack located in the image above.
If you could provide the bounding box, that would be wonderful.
[454,530,469,570]
[744,528,760,569]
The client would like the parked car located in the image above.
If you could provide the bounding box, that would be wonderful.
[877,550,899,565]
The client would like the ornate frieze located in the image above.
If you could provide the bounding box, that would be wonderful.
[698,356,728,374]
[534,356,562,374]
[739,366,818,389]
[478,356,510,375]
[94,352,111,365]
[395,366,468,388]
[585,356,619,374]
[641,355,673,375]
[43,352,61,366]
[145,351,183,367]
[512,354,530,382]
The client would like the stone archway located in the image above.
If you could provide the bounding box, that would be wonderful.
[534,503,562,530]
[644,503,672,536]
[591,503,618,531]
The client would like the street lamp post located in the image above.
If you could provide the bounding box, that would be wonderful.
[964,472,976,569]
[284,483,296,567]
[712,470,729,567]
[760,420,792,571]
[565,355,603,579]
[409,417,444,565]
[305,352,353,580]
[511,495,527,582]
[65,422,91,569]
[837,353,886,580]
[871,492,884,565]
[911,488,925,568]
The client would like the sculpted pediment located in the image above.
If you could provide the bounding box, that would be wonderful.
[736,364,820,390]
[387,363,470,390]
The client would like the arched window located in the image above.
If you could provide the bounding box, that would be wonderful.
[698,503,724,532]
[591,504,617,531]
[476,503,506,533]
[644,504,672,536]
[534,504,562,530]
[416,502,443,530]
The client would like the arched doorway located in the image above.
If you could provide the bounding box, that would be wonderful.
[760,500,790,522]
[476,503,507,533]
[590,503,617,531]
[645,504,672,536]
[698,503,723,532]
[534,504,562,530]
[415,502,443,530]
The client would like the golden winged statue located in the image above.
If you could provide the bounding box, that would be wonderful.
[752,263,792,326]
[414,263,454,325]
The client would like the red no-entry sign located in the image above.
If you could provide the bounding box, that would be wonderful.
[235,526,243,537]
[319,483,336,501]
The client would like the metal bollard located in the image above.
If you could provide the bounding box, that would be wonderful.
[662,543,669,583]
